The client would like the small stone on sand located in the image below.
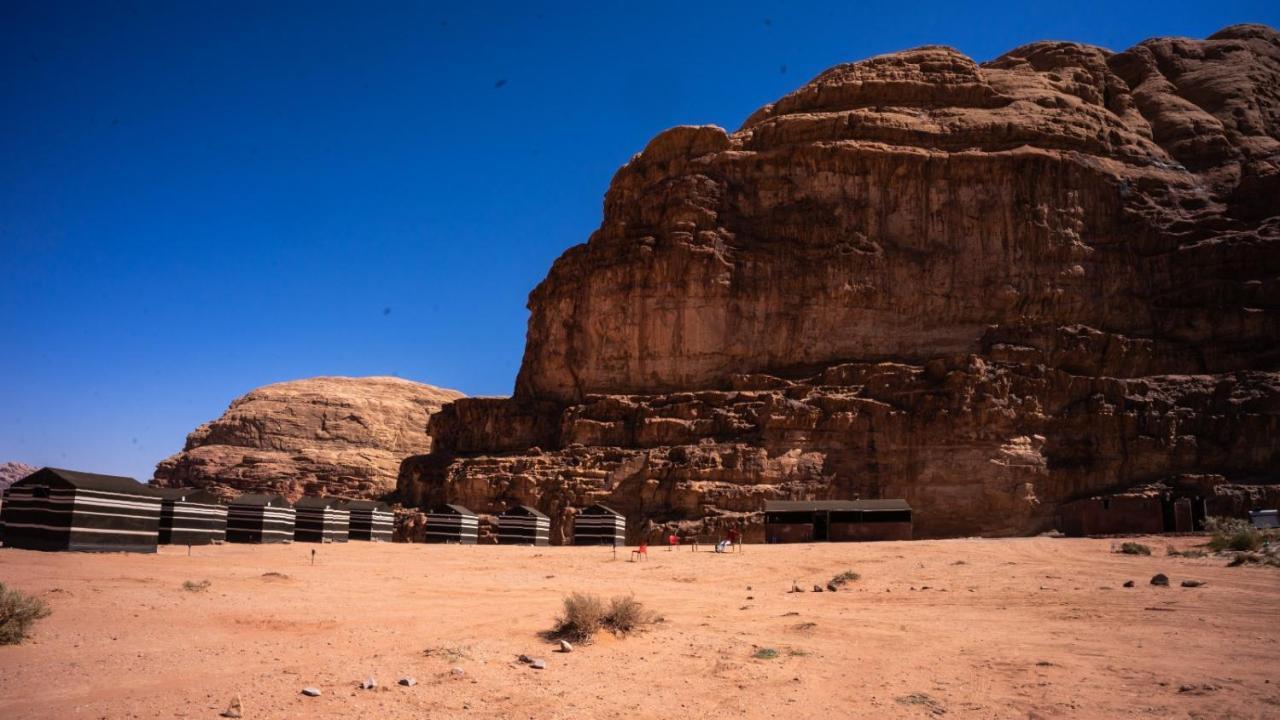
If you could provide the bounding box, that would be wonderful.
[301,687,321,697]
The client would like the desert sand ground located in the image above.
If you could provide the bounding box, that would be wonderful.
[1,537,1277,719]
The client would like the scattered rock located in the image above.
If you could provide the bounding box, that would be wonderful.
[1150,574,1170,587]
[1123,580,1135,588]
[518,654,533,664]
[812,585,823,593]
[450,667,465,678]
[558,640,573,653]
[1181,580,1205,588]
[220,695,243,718]
[531,659,546,670]
[398,677,416,687]
[360,677,377,690]
[301,687,321,697]
[825,583,839,592]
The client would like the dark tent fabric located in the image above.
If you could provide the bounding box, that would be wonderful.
[497,505,550,546]
[226,494,295,544]
[341,500,393,542]
[293,496,351,543]
[155,488,227,545]
[573,504,626,546]
[424,504,478,544]
[0,468,161,553]
[763,499,912,542]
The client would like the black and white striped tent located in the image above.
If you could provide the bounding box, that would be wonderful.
[294,496,350,543]
[0,468,161,553]
[226,494,295,544]
[573,503,626,546]
[156,488,227,545]
[343,500,393,542]
[423,504,478,544]
[497,505,550,546]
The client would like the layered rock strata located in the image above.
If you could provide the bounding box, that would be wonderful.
[401,26,1280,541]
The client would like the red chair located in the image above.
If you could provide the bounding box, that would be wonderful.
[630,541,648,561]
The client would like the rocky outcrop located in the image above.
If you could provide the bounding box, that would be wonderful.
[156,377,463,501]
[0,462,36,492]
[400,26,1280,541]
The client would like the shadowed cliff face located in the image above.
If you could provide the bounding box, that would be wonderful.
[401,26,1280,541]
[155,376,463,501]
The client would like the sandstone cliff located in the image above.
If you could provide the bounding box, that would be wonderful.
[401,26,1280,542]
[156,376,464,501]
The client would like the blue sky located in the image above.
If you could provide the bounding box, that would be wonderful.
[2,1,1276,481]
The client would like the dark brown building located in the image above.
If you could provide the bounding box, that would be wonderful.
[764,500,912,543]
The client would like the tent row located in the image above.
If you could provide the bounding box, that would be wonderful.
[0,468,631,552]
[0,468,393,553]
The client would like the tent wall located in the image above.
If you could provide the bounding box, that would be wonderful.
[423,511,478,544]
[160,501,227,545]
[227,505,295,544]
[573,510,626,546]
[1,485,160,553]
[497,511,550,546]
[295,507,351,543]
[348,508,393,541]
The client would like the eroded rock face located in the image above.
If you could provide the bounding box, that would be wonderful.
[400,26,1280,541]
[155,377,463,501]
[0,462,36,492]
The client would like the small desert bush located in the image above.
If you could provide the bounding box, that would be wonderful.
[552,592,606,643]
[552,592,656,643]
[753,647,780,660]
[1117,542,1153,556]
[829,570,861,587]
[1167,547,1208,558]
[1206,517,1263,552]
[182,579,211,592]
[0,582,51,645]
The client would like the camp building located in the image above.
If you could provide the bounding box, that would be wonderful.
[572,504,626,546]
[0,467,162,553]
[343,500,394,541]
[226,493,295,544]
[497,505,551,546]
[423,504,478,544]
[763,499,913,543]
[156,487,227,545]
[294,496,351,543]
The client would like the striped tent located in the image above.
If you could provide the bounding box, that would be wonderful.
[156,488,227,545]
[497,505,550,546]
[423,504,478,544]
[343,500,393,542]
[294,496,351,543]
[226,494,295,544]
[0,468,161,553]
[573,504,626,546]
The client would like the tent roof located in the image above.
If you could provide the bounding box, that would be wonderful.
[231,493,291,507]
[293,496,345,509]
[581,503,623,517]
[153,487,223,504]
[428,504,476,517]
[21,467,156,495]
[338,499,390,511]
[764,499,911,513]
[500,505,549,519]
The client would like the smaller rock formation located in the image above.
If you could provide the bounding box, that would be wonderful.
[0,461,36,492]
[155,376,464,501]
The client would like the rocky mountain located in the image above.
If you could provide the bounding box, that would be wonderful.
[155,376,464,501]
[0,461,36,492]
[400,25,1280,542]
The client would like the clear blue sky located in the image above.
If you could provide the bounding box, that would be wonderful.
[2,1,1275,482]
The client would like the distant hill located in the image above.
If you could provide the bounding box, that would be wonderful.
[0,461,36,491]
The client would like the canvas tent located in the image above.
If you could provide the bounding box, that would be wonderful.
[572,504,626,546]
[497,505,550,546]
[342,500,394,542]
[226,494,295,544]
[294,496,351,543]
[764,499,913,543]
[0,467,162,553]
[423,504,478,544]
[155,487,227,545]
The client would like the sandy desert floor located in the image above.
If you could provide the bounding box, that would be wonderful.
[0,536,1277,719]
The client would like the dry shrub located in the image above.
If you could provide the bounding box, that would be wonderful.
[828,570,861,587]
[182,579,211,592]
[0,582,51,645]
[1117,542,1153,556]
[552,592,606,643]
[552,592,656,643]
[1166,547,1207,558]
[604,595,655,635]
[1206,517,1263,552]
